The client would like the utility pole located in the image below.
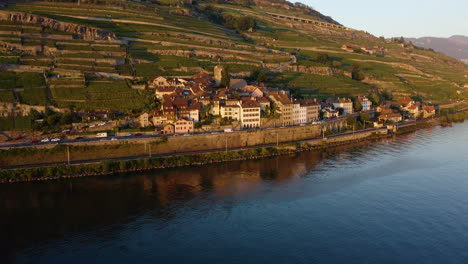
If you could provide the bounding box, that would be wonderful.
[149,144,152,158]
[67,145,70,165]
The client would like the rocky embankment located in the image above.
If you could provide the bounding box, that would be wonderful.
[0,11,116,41]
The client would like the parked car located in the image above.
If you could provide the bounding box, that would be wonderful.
[152,132,161,136]
[211,132,220,135]
[173,134,181,137]
[62,129,71,133]
[111,137,118,141]
[51,138,61,142]
[41,138,50,142]
[134,133,142,136]
[75,137,84,140]
[31,139,39,143]
[124,133,133,137]
[89,124,96,128]
[81,125,89,129]
[183,133,191,137]
[13,136,22,140]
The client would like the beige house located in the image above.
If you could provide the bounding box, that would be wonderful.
[420,105,436,118]
[160,123,174,135]
[174,119,194,134]
[220,104,241,120]
[328,97,353,114]
[139,112,152,127]
[268,91,293,126]
[379,109,402,123]
[152,114,168,126]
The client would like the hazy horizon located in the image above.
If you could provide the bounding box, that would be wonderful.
[302,0,468,38]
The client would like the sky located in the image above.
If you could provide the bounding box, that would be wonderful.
[301,0,468,38]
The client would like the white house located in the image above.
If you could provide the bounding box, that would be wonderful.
[358,96,372,111]
[240,100,261,129]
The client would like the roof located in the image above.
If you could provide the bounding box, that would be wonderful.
[268,92,291,105]
[326,97,351,104]
[156,86,177,93]
[187,103,202,111]
[380,113,402,119]
[423,105,435,112]
[256,97,270,103]
[241,100,260,108]
[172,98,188,108]
[230,79,247,90]
[398,96,414,107]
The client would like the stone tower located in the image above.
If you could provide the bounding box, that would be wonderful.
[214,65,224,87]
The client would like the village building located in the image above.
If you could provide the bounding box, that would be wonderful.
[238,85,264,98]
[256,97,271,111]
[398,96,416,109]
[230,79,248,90]
[361,46,374,55]
[267,91,293,126]
[220,104,241,120]
[341,44,355,52]
[210,99,221,116]
[152,113,168,126]
[187,103,201,122]
[406,104,419,118]
[322,108,339,119]
[378,109,402,123]
[327,97,353,114]
[155,87,177,99]
[174,119,194,134]
[300,99,320,122]
[240,100,261,128]
[150,76,170,87]
[420,105,436,118]
[157,123,174,135]
[139,112,152,127]
[358,96,372,111]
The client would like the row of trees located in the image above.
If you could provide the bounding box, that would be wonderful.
[195,5,257,32]
[30,108,81,131]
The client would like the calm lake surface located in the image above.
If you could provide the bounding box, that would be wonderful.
[1,122,468,264]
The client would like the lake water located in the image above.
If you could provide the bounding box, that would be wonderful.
[1,122,468,264]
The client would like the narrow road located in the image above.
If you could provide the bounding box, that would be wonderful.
[1,127,383,170]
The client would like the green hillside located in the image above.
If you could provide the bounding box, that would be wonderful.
[0,0,466,112]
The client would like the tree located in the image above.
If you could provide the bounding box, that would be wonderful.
[382,89,393,100]
[256,70,266,82]
[359,113,370,123]
[315,53,329,64]
[60,112,73,125]
[220,67,230,88]
[351,64,365,81]
[368,92,381,106]
[346,116,357,126]
[232,91,240,100]
[353,99,363,112]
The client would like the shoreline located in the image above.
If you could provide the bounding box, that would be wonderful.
[0,113,466,184]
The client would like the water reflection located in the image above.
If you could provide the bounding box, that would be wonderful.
[0,123,465,263]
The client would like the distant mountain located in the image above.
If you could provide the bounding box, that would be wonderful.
[406,35,468,64]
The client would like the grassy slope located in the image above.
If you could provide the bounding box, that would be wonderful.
[0,0,466,112]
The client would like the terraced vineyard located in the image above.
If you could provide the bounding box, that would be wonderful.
[0,0,467,113]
